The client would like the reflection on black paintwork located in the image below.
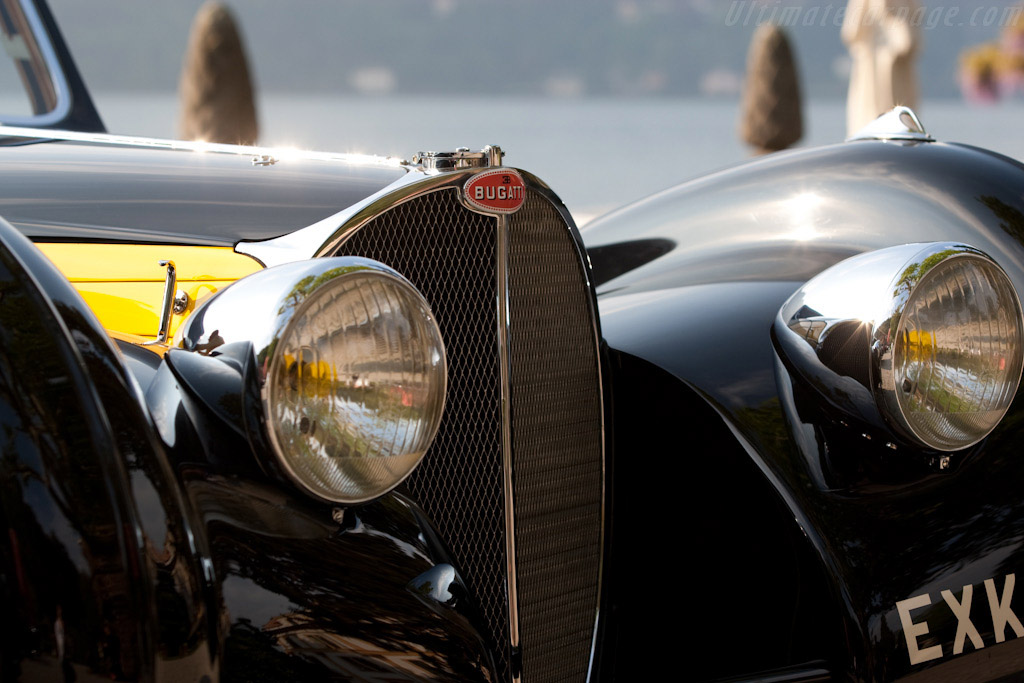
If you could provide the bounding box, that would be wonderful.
[586,141,1024,299]
[0,247,142,681]
[185,477,494,682]
[980,194,1024,244]
[0,218,219,682]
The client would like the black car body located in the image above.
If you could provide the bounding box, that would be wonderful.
[6,1,1024,682]
[0,2,605,681]
[587,114,1024,681]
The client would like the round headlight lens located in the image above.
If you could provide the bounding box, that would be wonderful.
[265,269,446,503]
[893,254,1023,451]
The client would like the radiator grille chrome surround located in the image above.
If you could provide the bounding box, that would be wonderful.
[319,171,605,682]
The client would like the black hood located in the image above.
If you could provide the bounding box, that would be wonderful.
[0,137,406,246]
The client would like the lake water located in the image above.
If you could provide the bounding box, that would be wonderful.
[36,94,1024,223]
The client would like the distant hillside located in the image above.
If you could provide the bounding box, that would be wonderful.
[47,0,1009,99]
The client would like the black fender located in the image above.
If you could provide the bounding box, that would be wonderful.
[599,280,846,681]
[189,475,496,682]
[0,214,498,681]
[140,304,499,681]
[587,139,1024,680]
[0,216,214,680]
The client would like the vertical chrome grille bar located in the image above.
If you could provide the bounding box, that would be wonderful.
[495,213,522,681]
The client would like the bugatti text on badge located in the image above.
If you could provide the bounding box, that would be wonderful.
[464,169,526,214]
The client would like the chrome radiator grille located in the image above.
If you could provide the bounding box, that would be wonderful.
[336,184,603,682]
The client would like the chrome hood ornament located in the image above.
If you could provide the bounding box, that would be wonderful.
[847,106,933,143]
[413,145,504,171]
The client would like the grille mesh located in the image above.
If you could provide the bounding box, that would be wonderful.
[335,184,603,682]
[507,193,603,682]
[337,189,511,677]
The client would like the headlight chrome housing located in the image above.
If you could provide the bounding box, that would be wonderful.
[776,242,1024,453]
[178,258,446,503]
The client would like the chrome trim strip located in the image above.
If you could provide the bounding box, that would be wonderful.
[0,123,404,166]
[494,212,522,674]
[1,0,72,127]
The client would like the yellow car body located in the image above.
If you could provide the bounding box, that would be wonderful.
[37,243,263,345]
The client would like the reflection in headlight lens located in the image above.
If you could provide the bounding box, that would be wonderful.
[266,268,446,503]
[894,256,1023,451]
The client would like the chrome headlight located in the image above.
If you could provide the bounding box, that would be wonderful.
[776,242,1024,452]
[178,258,446,503]
[880,248,1023,450]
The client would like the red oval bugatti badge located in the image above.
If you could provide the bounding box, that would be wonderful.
[464,169,526,214]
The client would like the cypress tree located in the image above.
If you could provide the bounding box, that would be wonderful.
[739,24,803,154]
[179,2,258,145]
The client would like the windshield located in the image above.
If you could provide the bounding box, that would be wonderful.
[0,0,66,124]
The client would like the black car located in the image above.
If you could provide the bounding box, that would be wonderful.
[587,107,1024,681]
[0,1,603,681]
[7,1,1024,682]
